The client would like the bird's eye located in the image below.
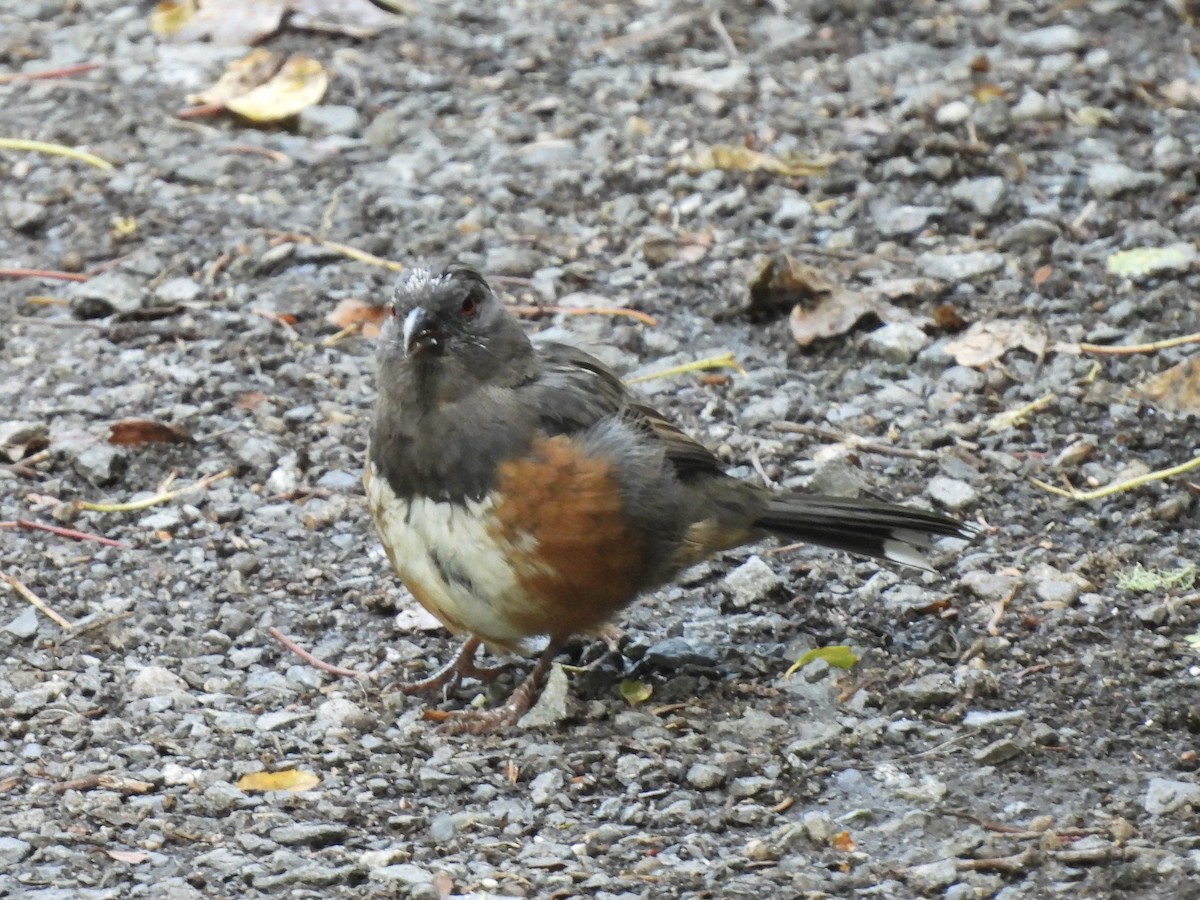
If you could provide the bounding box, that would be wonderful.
[461,290,481,318]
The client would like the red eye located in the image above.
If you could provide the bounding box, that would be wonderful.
[461,294,478,317]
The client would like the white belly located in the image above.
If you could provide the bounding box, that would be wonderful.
[365,462,536,647]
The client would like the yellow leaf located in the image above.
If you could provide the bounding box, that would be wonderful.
[225,56,328,123]
[236,769,320,793]
[148,0,197,38]
[783,645,858,679]
[618,679,653,706]
[1106,244,1198,279]
[678,144,835,178]
[832,830,857,852]
[188,49,282,108]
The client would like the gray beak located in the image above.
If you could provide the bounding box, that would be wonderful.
[402,307,440,356]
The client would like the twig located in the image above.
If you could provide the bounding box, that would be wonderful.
[1,448,51,479]
[49,774,154,794]
[708,10,738,59]
[269,232,405,272]
[987,581,1021,636]
[267,627,374,680]
[958,848,1039,874]
[1071,331,1200,356]
[1031,455,1200,502]
[2,572,73,628]
[0,267,89,282]
[625,352,741,385]
[0,62,102,84]
[583,12,699,56]
[770,421,939,461]
[0,138,114,170]
[75,468,232,513]
[986,392,1055,433]
[510,305,658,327]
[0,519,129,549]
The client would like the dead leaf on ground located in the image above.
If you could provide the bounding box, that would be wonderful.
[677,144,835,178]
[641,230,713,267]
[944,319,1048,367]
[0,421,50,461]
[237,769,320,793]
[187,48,282,107]
[1133,358,1200,415]
[326,297,388,338]
[1106,244,1198,280]
[225,55,328,122]
[150,0,287,46]
[747,255,834,320]
[393,605,444,633]
[108,419,193,447]
[150,0,405,45]
[107,849,150,865]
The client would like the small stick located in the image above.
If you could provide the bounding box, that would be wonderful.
[75,468,232,513]
[0,519,129,549]
[1032,455,1200,502]
[0,62,102,84]
[2,572,73,628]
[987,581,1021,636]
[771,421,939,461]
[1073,331,1200,356]
[267,627,374,680]
[511,305,659,327]
[625,352,741,385]
[0,267,89,282]
[0,138,114,170]
[708,10,738,59]
[986,392,1054,433]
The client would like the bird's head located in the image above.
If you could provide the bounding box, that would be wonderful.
[378,264,533,409]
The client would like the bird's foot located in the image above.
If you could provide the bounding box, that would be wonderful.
[397,635,507,695]
[436,647,556,735]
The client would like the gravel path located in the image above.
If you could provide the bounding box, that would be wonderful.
[2,1,1199,897]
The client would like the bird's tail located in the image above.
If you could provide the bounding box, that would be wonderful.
[755,495,975,570]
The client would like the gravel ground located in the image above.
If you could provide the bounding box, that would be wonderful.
[3,1,1200,897]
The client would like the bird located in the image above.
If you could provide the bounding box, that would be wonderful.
[364,263,976,734]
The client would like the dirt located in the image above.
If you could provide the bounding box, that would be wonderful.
[2,1,1199,898]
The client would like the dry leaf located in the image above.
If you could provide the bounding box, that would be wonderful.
[1106,244,1198,280]
[678,145,835,178]
[326,298,389,337]
[288,0,409,38]
[0,421,50,461]
[618,679,653,706]
[225,55,328,122]
[748,255,834,320]
[150,0,287,46]
[108,419,193,447]
[1133,358,1200,415]
[236,769,320,792]
[832,830,857,852]
[944,319,1048,367]
[931,303,966,331]
[107,849,150,865]
[188,49,282,107]
[1032,264,1053,286]
[393,605,444,633]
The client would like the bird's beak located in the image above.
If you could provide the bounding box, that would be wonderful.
[402,307,441,357]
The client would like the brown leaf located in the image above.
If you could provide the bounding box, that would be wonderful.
[748,255,835,321]
[326,298,388,338]
[944,319,1048,367]
[1133,358,1200,415]
[1032,264,1053,286]
[832,830,857,852]
[931,303,966,331]
[108,419,193,447]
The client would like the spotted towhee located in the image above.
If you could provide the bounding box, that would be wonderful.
[365,264,975,734]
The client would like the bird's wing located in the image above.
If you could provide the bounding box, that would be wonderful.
[526,342,723,478]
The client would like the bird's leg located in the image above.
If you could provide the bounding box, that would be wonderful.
[436,644,559,735]
[396,635,507,695]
